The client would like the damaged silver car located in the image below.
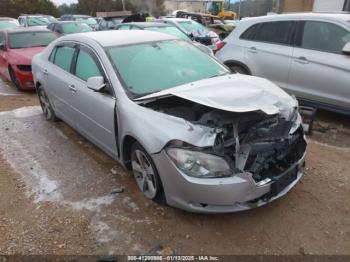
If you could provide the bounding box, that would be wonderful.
[32,31,307,213]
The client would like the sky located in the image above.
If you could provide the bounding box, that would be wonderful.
[52,0,77,5]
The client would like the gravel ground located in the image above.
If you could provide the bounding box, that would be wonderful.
[0,78,349,256]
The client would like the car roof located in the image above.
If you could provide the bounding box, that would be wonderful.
[0,17,16,21]
[51,21,88,24]
[244,12,350,23]
[60,30,177,47]
[3,28,51,33]
[163,18,193,22]
[121,22,170,28]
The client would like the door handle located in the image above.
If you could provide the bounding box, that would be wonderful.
[43,69,49,76]
[248,47,258,54]
[295,56,309,64]
[68,84,77,93]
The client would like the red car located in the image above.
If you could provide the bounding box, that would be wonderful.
[0,28,57,91]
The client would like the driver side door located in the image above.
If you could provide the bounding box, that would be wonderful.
[69,45,118,159]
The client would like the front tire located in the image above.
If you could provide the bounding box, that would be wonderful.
[9,67,22,91]
[130,142,165,203]
[38,87,58,121]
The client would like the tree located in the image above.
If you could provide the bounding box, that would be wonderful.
[0,0,60,18]
[76,0,165,17]
[58,3,78,15]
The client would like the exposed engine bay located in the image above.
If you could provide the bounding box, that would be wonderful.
[142,96,307,182]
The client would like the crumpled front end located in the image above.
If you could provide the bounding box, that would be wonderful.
[145,96,307,213]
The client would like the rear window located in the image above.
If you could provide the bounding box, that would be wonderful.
[8,32,57,49]
[240,24,259,40]
[146,26,191,41]
[0,20,19,29]
[27,17,51,26]
[178,20,208,34]
[62,23,92,34]
[255,21,294,45]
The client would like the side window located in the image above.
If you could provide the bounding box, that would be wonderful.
[0,32,4,44]
[301,21,350,54]
[75,49,102,81]
[240,24,259,40]
[51,45,75,72]
[255,21,294,45]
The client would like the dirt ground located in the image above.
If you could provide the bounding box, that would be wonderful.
[0,78,349,256]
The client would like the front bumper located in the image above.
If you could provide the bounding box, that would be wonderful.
[14,69,35,91]
[152,150,306,213]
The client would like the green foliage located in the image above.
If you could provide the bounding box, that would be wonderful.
[0,0,60,18]
[76,0,165,17]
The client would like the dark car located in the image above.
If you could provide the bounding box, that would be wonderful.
[47,21,92,35]
[98,18,124,30]
[59,15,98,30]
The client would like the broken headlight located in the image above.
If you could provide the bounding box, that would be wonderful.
[166,148,233,178]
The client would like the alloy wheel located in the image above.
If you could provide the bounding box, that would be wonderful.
[131,149,158,199]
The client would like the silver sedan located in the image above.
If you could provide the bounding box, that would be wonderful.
[32,31,307,213]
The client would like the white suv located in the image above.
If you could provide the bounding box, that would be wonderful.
[216,13,350,115]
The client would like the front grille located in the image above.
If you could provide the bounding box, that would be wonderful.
[17,65,32,72]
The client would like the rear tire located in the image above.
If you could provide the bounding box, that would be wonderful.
[130,142,166,205]
[9,67,22,91]
[38,87,58,121]
[228,64,250,75]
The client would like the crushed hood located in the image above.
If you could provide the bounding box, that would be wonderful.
[136,75,298,119]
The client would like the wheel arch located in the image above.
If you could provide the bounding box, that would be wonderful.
[122,135,138,170]
[223,60,252,75]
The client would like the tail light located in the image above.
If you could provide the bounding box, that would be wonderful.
[216,41,226,50]
[214,41,226,53]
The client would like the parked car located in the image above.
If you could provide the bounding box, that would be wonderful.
[162,18,220,48]
[32,31,306,213]
[47,21,92,35]
[18,15,57,27]
[0,28,57,91]
[0,17,20,29]
[98,18,123,30]
[216,13,350,115]
[116,22,213,55]
[59,15,98,30]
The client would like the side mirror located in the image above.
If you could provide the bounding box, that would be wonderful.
[87,76,106,92]
[0,42,5,50]
[342,43,350,55]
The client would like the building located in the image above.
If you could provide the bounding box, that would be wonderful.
[164,0,206,14]
[313,0,350,12]
[276,0,350,13]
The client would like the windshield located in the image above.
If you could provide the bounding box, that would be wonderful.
[62,23,92,34]
[76,17,97,25]
[146,26,191,41]
[178,20,208,34]
[0,20,19,29]
[107,40,228,97]
[9,32,57,49]
[27,16,51,26]
[46,16,57,23]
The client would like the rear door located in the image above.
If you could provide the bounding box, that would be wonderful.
[243,21,296,90]
[69,45,118,158]
[45,43,77,126]
[288,20,350,110]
